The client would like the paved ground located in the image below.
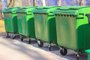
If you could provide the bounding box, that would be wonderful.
[0,33,87,60]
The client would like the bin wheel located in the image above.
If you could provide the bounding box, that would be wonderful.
[12,36,15,39]
[21,37,23,42]
[37,40,43,47]
[60,48,67,56]
[49,46,52,51]
[6,33,10,38]
[76,54,80,60]
[76,52,81,60]
[28,39,31,44]
[48,43,52,51]
[11,34,16,39]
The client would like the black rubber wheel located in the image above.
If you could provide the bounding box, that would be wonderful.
[48,43,52,51]
[76,54,80,60]
[21,37,23,42]
[76,51,81,60]
[37,40,43,47]
[49,46,52,51]
[11,34,16,39]
[6,33,10,38]
[12,36,15,39]
[28,39,31,44]
[60,48,67,56]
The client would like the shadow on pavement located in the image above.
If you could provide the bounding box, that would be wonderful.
[0,33,87,60]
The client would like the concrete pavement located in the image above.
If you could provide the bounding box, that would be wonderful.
[0,33,87,60]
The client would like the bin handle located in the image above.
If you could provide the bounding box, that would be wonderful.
[76,13,84,19]
[76,17,84,19]
[86,14,90,24]
[69,8,79,10]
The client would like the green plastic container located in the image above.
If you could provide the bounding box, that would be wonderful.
[3,7,19,37]
[55,6,90,55]
[17,7,35,38]
[33,6,59,47]
[85,50,90,60]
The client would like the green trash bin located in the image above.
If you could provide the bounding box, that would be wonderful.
[85,50,90,60]
[17,7,35,43]
[33,6,59,49]
[3,7,19,38]
[55,6,90,56]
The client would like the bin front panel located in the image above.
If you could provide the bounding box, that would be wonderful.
[56,14,77,49]
[17,7,35,37]
[55,6,90,51]
[3,7,19,34]
[34,13,57,43]
[34,13,46,40]
[34,7,58,43]
[21,13,26,36]
[56,13,89,50]
[17,13,23,35]
[12,13,18,33]
[4,13,13,33]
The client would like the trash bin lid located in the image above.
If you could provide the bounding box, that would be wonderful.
[55,6,90,15]
[3,7,19,13]
[16,7,35,14]
[33,6,60,14]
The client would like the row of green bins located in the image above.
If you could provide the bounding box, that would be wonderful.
[33,6,59,50]
[17,7,35,43]
[85,50,90,60]
[55,6,90,56]
[3,7,19,38]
